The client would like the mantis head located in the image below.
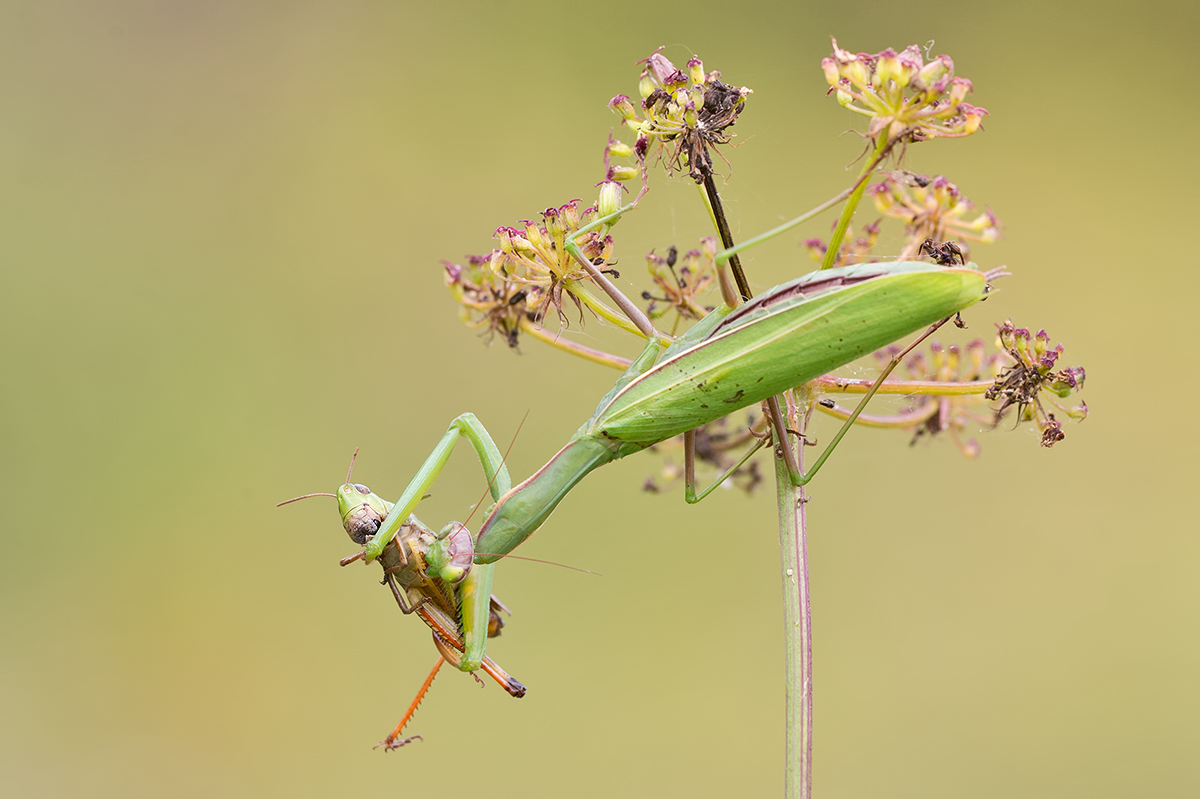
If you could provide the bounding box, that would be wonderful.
[425,522,475,584]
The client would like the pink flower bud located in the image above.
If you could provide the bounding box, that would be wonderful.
[521,220,546,252]
[645,52,686,87]
[967,339,985,372]
[997,320,1016,350]
[494,226,515,253]
[916,55,952,88]
[608,94,637,120]
[638,73,657,99]
[597,180,624,219]
[947,77,973,105]
[821,57,840,86]
[871,184,894,214]
[608,165,638,182]
[543,206,567,237]
[560,200,581,230]
[845,58,870,88]
[875,48,903,86]
[1034,329,1050,356]
[607,139,634,159]
[961,105,987,135]
[898,45,923,73]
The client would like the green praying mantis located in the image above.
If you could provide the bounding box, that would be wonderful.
[282,254,991,748]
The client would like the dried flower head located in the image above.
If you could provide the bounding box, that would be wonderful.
[609,50,752,183]
[985,321,1088,446]
[641,238,718,328]
[873,174,1001,259]
[444,198,619,341]
[443,255,528,348]
[822,39,988,142]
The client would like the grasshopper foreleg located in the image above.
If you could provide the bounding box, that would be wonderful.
[380,570,429,616]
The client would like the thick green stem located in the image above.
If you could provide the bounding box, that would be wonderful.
[775,390,814,799]
[820,134,889,270]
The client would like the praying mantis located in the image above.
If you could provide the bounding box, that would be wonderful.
[282,252,991,748]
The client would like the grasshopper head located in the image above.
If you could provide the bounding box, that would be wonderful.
[276,450,394,547]
[336,482,392,545]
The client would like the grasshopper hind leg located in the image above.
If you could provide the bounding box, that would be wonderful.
[375,656,445,751]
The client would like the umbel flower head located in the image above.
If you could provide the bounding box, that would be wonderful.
[609,50,752,183]
[641,238,718,325]
[985,321,1088,447]
[873,174,1001,259]
[444,195,618,345]
[822,39,988,142]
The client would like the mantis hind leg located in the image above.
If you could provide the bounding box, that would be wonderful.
[774,315,957,487]
[684,315,958,497]
[683,428,768,504]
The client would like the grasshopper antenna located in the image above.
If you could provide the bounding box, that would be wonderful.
[277,447,361,507]
[276,492,337,506]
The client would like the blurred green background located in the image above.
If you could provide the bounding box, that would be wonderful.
[2,1,1196,796]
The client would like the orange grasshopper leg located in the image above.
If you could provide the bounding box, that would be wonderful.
[480,654,527,698]
[430,630,528,699]
[375,655,444,751]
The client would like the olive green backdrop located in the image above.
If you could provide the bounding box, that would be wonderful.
[3,1,1196,796]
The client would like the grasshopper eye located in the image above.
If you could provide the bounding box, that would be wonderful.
[353,483,371,495]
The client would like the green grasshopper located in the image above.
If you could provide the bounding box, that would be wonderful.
[280,451,525,749]
[289,258,990,747]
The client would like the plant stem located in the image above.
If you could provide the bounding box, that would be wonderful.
[517,318,632,370]
[820,133,890,270]
[701,170,752,300]
[714,135,897,269]
[775,390,814,799]
[715,189,850,266]
[816,376,995,396]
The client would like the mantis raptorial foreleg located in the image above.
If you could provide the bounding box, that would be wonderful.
[362,413,513,672]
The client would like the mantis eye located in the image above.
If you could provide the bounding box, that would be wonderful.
[353,484,371,494]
